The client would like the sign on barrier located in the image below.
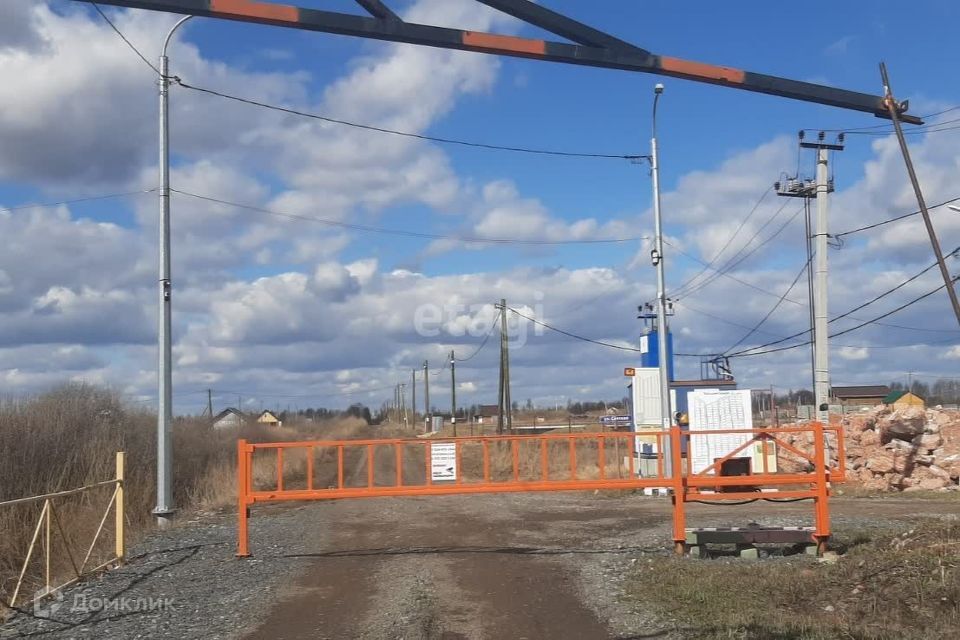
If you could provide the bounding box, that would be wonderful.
[430,442,457,481]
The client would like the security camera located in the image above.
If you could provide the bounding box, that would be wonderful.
[654,83,664,94]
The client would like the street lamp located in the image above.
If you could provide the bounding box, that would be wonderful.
[650,83,673,474]
[948,204,960,213]
[154,15,193,527]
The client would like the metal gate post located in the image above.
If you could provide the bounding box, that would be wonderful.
[236,439,251,558]
[669,425,686,554]
[811,421,831,554]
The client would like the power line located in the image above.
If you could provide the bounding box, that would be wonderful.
[731,278,960,358]
[0,188,157,214]
[172,189,644,245]
[711,252,960,358]
[507,306,640,353]
[834,196,960,238]
[91,3,161,75]
[722,258,810,355]
[454,315,500,362]
[668,186,773,299]
[173,79,647,161]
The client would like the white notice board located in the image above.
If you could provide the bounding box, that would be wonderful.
[430,442,457,481]
[687,389,753,474]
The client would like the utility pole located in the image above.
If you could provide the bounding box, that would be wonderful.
[207,389,213,420]
[154,16,192,527]
[777,131,843,427]
[400,383,407,426]
[423,360,430,432]
[450,349,457,437]
[498,300,506,434]
[880,63,960,327]
[497,299,512,434]
[411,369,417,427]
[650,84,673,475]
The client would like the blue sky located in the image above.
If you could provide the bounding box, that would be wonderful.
[0,0,958,412]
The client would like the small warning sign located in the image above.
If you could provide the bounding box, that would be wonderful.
[430,442,457,481]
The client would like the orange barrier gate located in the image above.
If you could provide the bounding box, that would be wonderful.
[235,423,844,557]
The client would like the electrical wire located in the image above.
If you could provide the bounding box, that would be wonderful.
[454,315,500,362]
[725,251,960,357]
[507,307,641,353]
[721,258,811,356]
[0,189,157,214]
[173,79,647,161]
[731,278,960,358]
[171,189,643,245]
[669,186,773,300]
[833,196,960,238]
[91,3,161,75]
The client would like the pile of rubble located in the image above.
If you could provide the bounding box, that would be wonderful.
[779,406,960,492]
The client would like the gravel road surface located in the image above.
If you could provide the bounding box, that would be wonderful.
[4,493,958,639]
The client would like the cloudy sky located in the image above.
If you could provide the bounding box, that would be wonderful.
[1,0,959,414]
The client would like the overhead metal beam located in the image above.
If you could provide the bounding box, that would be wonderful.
[475,0,646,53]
[354,0,398,22]
[77,0,922,123]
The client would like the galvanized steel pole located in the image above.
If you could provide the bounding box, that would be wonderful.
[650,84,673,477]
[154,15,192,526]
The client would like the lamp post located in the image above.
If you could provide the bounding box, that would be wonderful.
[650,83,673,475]
[154,15,193,527]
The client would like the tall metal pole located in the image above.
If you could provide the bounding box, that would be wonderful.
[813,146,830,426]
[450,349,457,436]
[498,299,507,434]
[880,63,960,327]
[650,84,673,475]
[154,15,192,526]
[411,369,416,426]
[423,360,430,431]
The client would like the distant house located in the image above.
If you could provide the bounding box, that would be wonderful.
[473,404,499,424]
[831,385,891,406]
[257,410,282,427]
[213,408,245,430]
[883,390,925,408]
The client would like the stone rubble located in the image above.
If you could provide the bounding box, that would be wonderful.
[778,406,960,492]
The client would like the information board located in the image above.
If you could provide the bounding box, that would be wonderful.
[430,442,457,481]
[687,389,754,474]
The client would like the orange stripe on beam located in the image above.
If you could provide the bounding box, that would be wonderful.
[660,56,745,84]
[462,31,546,56]
[209,0,299,23]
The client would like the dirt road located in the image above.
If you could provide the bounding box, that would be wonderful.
[242,493,959,639]
[5,492,959,639]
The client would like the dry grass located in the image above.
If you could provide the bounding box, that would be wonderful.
[626,519,960,639]
[0,384,370,609]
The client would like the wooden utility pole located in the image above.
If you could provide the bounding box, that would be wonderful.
[497,299,513,434]
[423,360,430,432]
[498,300,506,434]
[450,349,457,437]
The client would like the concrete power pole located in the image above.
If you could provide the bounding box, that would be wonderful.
[401,383,407,426]
[810,138,842,426]
[777,132,843,427]
[411,369,417,427]
[423,360,430,431]
[450,349,457,437]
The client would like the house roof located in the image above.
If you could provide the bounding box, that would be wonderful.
[258,410,280,420]
[883,390,923,404]
[475,404,499,417]
[213,408,243,421]
[832,385,890,399]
